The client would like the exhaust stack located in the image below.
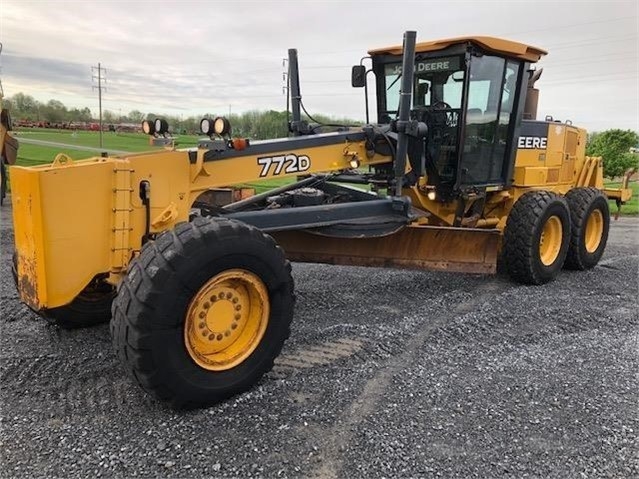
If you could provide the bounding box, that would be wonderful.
[524,68,543,120]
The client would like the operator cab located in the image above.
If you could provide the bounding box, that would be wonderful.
[367,36,546,199]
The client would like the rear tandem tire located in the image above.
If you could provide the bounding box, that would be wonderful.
[503,190,571,285]
[11,251,115,329]
[44,286,116,329]
[110,217,294,409]
[563,187,610,270]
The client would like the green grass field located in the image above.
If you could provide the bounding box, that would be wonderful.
[16,129,153,152]
[16,143,98,166]
[8,129,638,215]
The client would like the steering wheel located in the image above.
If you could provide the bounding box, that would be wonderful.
[429,101,455,128]
[431,100,451,110]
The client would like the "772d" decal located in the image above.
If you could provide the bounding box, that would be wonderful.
[257,154,311,177]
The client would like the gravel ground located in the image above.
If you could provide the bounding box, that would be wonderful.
[1,196,638,478]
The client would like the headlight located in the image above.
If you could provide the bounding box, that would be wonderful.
[200,118,212,135]
[154,118,169,135]
[213,117,231,136]
[141,120,155,135]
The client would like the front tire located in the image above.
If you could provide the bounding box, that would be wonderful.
[503,191,570,285]
[110,217,294,409]
[563,187,610,270]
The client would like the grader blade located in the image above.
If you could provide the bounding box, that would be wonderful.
[271,225,500,274]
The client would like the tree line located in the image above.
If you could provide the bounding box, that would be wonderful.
[3,93,358,140]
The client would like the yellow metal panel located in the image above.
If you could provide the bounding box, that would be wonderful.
[10,166,47,309]
[545,123,566,167]
[576,128,587,160]
[515,148,546,168]
[565,130,578,156]
[369,36,547,62]
[10,159,115,310]
[559,157,575,183]
[513,166,548,186]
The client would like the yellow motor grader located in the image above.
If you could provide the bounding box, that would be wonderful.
[5,31,633,408]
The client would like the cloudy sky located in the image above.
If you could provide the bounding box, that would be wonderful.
[1,0,637,132]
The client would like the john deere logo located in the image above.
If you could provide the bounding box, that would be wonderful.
[517,136,547,149]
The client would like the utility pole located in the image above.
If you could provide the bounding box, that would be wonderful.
[92,63,107,148]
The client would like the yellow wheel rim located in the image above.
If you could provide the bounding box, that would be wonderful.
[539,215,563,266]
[184,269,269,371]
[584,209,604,253]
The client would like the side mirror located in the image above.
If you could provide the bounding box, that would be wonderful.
[351,65,367,88]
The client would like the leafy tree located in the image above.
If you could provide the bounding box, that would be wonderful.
[41,99,67,123]
[69,107,93,122]
[127,110,145,123]
[11,93,39,120]
[102,109,117,123]
[3,97,15,113]
[586,129,639,178]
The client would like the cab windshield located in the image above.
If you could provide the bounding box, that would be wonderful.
[380,53,521,189]
[383,56,463,118]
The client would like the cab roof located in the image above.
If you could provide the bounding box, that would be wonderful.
[368,36,547,63]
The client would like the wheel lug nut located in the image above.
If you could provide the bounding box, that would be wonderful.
[203,302,210,310]
[234,313,241,320]
[231,323,238,330]
[226,292,232,299]
[199,311,206,319]
[232,298,238,304]
[210,296,217,302]
[198,322,206,329]
[216,334,223,341]
[224,331,230,337]
[218,292,225,299]
[235,305,241,311]
[208,334,215,340]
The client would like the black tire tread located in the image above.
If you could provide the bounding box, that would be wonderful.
[503,190,570,285]
[110,217,294,408]
[564,187,610,270]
